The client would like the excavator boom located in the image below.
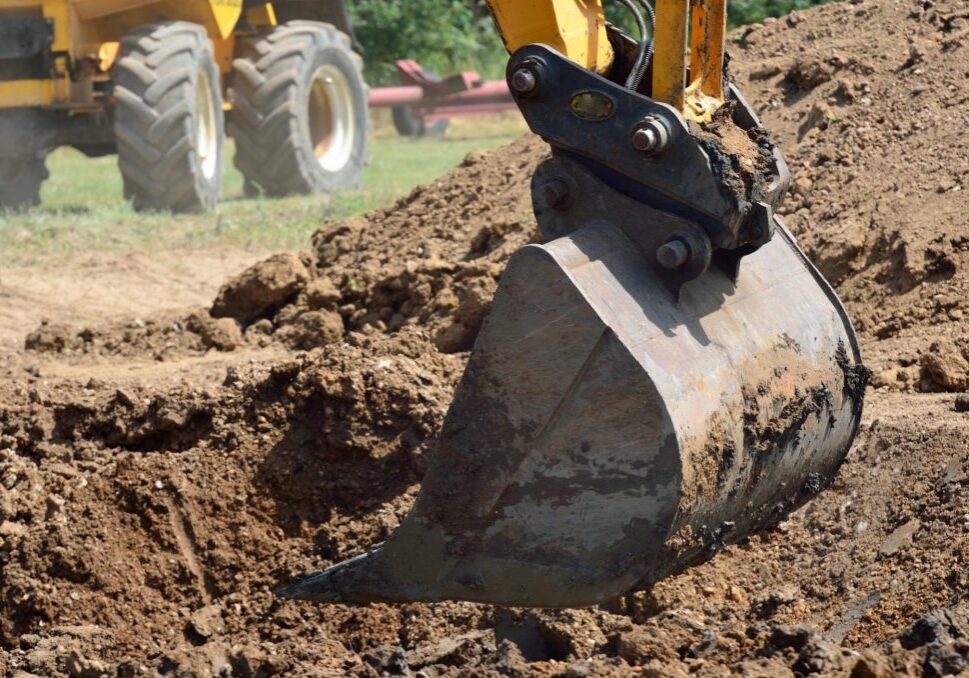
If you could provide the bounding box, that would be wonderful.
[278,0,868,607]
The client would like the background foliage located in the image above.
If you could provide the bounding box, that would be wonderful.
[348,0,833,85]
[727,0,832,25]
[348,0,505,84]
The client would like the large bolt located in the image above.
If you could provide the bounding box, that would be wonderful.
[632,117,670,155]
[541,179,571,210]
[510,67,537,95]
[656,238,690,270]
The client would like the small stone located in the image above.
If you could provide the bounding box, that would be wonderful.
[871,370,897,389]
[189,604,225,639]
[114,388,137,408]
[794,176,814,196]
[920,340,969,392]
[24,320,74,353]
[245,318,274,337]
[0,520,27,537]
[156,404,192,431]
[851,650,892,678]
[302,277,342,310]
[854,520,869,535]
[786,58,834,91]
[616,628,656,664]
[185,312,243,351]
[954,394,969,412]
[767,584,800,606]
[275,310,344,350]
[879,519,920,557]
[211,253,309,323]
[65,649,110,678]
[45,494,66,519]
[727,585,747,604]
[229,644,273,676]
[433,322,476,354]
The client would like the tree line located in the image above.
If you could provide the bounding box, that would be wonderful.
[348,0,832,84]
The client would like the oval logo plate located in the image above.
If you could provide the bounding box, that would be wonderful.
[569,90,616,121]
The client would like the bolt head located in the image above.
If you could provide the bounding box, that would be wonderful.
[542,179,571,210]
[656,239,691,270]
[511,68,537,95]
[632,128,659,152]
[632,117,670,155]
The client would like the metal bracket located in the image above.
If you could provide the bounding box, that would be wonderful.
[532,154,717,300]
[507,44,791,257]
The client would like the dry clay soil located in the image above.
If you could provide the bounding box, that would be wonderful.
[3,0,969,675]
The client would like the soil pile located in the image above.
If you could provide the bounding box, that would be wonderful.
[730,0,969,390]
[210,138,542,355]
[4,0,969,675]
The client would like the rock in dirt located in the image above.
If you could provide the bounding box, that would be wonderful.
[850,650,893,678]
[921,340,969,392]
[299,277,342,310]
[954,393,969,413]
[65,649,110,678]
[228,644,288,677]
[897,605,969,676]
[211,253,308,323]
[188,604,225,639]
[24,320,74,353]
[185,312,243,351]
[0,520,27,537]
[274,309,344,350]
[785,57,835,91]
[879,519,921,557]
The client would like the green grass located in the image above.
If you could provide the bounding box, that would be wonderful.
[0,115,525,263]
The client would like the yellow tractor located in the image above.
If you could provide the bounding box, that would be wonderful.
[0,1,368,211]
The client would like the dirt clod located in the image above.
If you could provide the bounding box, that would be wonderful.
[211,252,308,323]
[921,340,969,392]
[24,320,73,353]
[185,312,243,351]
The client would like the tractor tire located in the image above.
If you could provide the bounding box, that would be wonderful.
[229,21,368,197]
[392,105,450,138]
[0,155,47,210]
[113,22,224,213]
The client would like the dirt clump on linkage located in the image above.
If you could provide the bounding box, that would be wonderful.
[4,0,969,675]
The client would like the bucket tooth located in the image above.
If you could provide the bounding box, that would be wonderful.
[280,219,866,607]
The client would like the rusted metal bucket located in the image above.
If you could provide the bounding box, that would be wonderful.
[279,215,866,607]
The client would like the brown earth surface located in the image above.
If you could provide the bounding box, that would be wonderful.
[3,0,969,675]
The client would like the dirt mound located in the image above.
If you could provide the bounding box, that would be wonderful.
[210,137,542,354]
[206,0,968,388]
[1,330,467,675]
[4,0,969,674]
[731,0,969,391]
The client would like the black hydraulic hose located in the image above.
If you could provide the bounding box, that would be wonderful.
[632,0,656,90]
[613,0,650,90]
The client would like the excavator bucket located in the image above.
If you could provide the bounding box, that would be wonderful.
[279,215,866,607]
[278,0,868,607]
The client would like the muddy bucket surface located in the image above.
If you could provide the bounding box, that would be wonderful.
[280,219,867,607]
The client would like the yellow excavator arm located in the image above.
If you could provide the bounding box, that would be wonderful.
[486,0,615,75]
[486,0,727,122]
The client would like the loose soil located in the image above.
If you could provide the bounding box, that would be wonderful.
[3,0,969,675]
